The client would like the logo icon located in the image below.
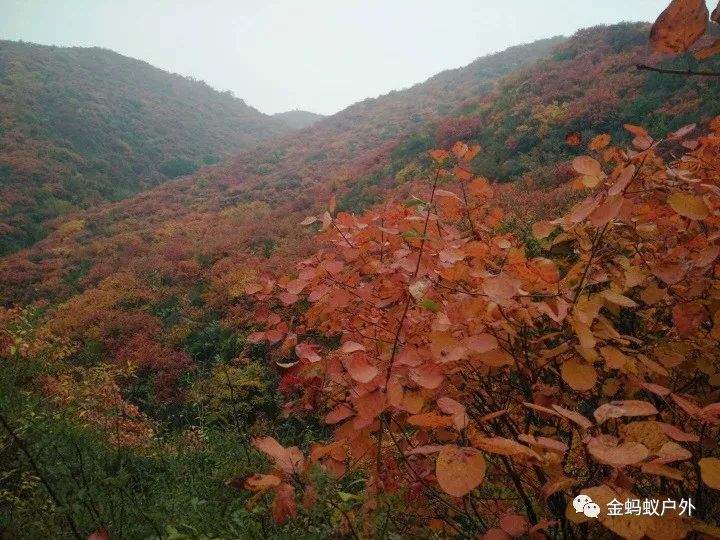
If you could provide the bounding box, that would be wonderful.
[573,494,601,518]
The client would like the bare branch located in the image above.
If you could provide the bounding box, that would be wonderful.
[636,63,720,77]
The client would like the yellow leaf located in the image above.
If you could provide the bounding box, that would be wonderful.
[572,156,602,176]
[667,192,710,220]
[699,457,720,489]
[601,289,638,308]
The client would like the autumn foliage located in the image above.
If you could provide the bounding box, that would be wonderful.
[4,3,720,537]
[242,124,720,536]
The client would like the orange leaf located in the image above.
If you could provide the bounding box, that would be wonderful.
[325,403,354,424]
[342,352,379,383]
[437,396,469,430]
[295,342,321,363]
[561,359,597,392]
[435,445,486,497]
[552,404,593,429]
[463,333,498,354]
[565,132,582,146]
[252,436,305,475]
[588,133,611,151]
[532,220,556,240]
[529,257,560,283]
[650,0,709,54]
[572,156,602,177]
[593,400,658,424]
[482,274,519,303]
[694,36,720,58]
[430,149,449,162]
[409,362,445,389]
[244,473,282,492]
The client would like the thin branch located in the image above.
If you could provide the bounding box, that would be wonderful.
[636,64,720,77]
[0,414,83,539]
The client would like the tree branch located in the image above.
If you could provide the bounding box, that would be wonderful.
[636,64,720,77]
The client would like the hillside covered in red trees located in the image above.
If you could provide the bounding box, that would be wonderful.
[2,5,720,538]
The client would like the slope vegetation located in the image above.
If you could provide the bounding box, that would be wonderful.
[0,40,289,254]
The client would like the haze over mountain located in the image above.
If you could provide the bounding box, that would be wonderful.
[0,40,292,255]
[272,110,325,130]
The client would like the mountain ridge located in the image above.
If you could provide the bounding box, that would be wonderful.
[0,39,291,255]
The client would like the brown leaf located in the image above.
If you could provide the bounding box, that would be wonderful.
[655,441,692,463]
[561,359,597,392]
[667,192,710,220]
[435,445,486,497]
[407,412,453,428]
[565,132,582,147]
[650,0,709,54]
[272,483,297,525]
[672,301,709,336]
[599,346,632,370]
[499,514,529,536]
[542,476,576,499]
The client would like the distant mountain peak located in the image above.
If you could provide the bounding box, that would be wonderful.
[272,109,325,130]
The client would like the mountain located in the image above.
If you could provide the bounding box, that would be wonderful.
[0,33,566,306]
[6,23,720,312]
[3,21,720,538]
[0,40,291,255]
[272,109,325,130]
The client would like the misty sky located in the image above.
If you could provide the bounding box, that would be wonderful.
[1,0,676,115]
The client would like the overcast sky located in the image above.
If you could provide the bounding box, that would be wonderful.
[1,0,675,115]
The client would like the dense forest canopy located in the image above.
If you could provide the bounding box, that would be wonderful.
[2,2,720,538]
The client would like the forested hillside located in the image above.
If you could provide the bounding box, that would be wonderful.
[2,11,720,538]
[0,40,289,255]
[0,32,566,306]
